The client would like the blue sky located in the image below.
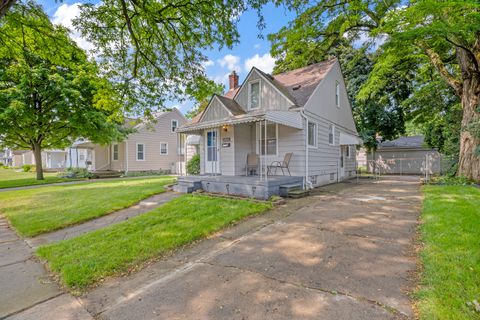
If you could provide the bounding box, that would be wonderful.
[39,0,296,114]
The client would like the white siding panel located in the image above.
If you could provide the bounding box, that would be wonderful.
[220,126,235,176]
[201,98,231,122]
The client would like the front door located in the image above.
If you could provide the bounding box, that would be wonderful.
[205,129,220,174]
[340,146,346,178]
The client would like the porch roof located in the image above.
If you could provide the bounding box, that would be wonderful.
[177,111,303,133]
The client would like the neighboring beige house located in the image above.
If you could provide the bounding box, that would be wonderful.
[75,108,187,174]
[367,135,442,175]
[175,58,361,198]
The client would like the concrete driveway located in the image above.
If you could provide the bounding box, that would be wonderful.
[72,176,420,320]
[8,177,421,320]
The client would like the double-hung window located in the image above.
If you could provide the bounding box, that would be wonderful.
[307,121,317,147]
[112,144,119,161]
[160,142,168,155]
[328,125,335,145]
[335,81,340,107]
[258,122,277,155]
[249,81,260,109]
[171,120,178,132]
[346,145,350,158]
[136,143,145,161]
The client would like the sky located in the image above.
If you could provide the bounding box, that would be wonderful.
[38,0,297,114]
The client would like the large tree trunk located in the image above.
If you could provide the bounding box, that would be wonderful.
[457,63,480,182]
[32,143,44,180]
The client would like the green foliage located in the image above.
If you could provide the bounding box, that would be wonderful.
[73,0,268,114]
[37,194,272,289]
[185,80,225,119]
[123,169,172,177]
[22,164,31,172]
[428,175,474,186]
[186,154,200,175]
[0,2,126,179]
[58,168,93,179]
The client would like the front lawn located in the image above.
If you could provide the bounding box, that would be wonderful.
[0,167,76,188]
[416,185,480,320]
[37,194,271,290]
[0,176,174,237]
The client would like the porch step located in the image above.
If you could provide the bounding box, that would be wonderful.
[287,189,311,198]
[173,180,203,193]
[92,170,123,179]
[279,183,302,197]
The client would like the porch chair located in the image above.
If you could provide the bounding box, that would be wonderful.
[246,152,259,176]
[267,153,293,176]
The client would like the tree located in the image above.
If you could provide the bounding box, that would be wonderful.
[269,0,480,181]
[0,2,125,180]
[185,79,224,119]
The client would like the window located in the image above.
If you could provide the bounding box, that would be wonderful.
[335,81,340,107]
[249,81,260,109]
[346,145,350,158]
[112,144,119,161]
[136,143,145,161]
[160,142,168,155]
[171,119,178,132]
[328,125,335,145]
[258,122,277,155]
[307,121,317,147]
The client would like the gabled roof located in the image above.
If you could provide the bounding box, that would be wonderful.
[224,87,240,99]
[271,59,337,107]
[215,95,245,116]
[378,136,427,149]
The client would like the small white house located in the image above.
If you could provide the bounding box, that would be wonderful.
[176,58,361,198]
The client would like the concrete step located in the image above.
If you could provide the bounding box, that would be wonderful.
[92,171,123,179]
[279,183,302,197]
[287,189,310,198]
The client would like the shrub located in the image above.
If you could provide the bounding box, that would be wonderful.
[22,164,31,172]
[429,175,474,186]
[58,167,93,179]
[123,169,171,177]
[186,154,200,175]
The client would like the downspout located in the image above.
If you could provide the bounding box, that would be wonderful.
[300,110,312,190]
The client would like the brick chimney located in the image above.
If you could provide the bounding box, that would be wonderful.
[228,71,239,91]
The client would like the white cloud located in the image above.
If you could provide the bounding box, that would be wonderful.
[202,59,215,68]
[53,3,94,52]
[213,72,230,87]
[254,43,261,49]
[244,53,276,73]
[217,54,241,71]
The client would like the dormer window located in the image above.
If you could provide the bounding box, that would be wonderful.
[249,80,260,109]
[335,81,340,108]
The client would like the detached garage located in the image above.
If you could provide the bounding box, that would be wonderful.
[367,136,441,175]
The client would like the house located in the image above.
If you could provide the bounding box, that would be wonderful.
[367,135,442,175]
[176,58,361,198]
[1,148,13,166]
[73,108,187,174]
[11,149,67,169]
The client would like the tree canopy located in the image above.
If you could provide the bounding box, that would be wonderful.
[269,0,480,181]
[0,2,125,179]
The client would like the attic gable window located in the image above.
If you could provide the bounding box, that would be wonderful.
[335,81,340,108]
[171,119,178,132]
[248,81,260,109]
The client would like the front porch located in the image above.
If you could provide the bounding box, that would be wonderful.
[174,175,304,199]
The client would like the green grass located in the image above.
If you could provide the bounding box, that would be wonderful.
[416,185,480,320]
[0,167,77,188]
[0,176,174,237]
[37,194,271,290]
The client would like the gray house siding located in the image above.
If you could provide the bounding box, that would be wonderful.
[202,97,232,122]
[234,69,294,111]
[220,126,235,175]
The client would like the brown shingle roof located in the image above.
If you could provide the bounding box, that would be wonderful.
[216,95,245,115]
[224,87,240,99]
[271,58,337,106]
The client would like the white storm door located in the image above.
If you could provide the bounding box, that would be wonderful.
[205,129,220,174]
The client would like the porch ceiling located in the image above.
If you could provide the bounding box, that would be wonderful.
[177,111,303,133]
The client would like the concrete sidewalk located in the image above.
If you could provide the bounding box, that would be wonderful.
[0,217,92,319]
[77,176,420,319]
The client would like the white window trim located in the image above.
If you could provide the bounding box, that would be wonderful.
[112,144,119,161]
[256,122,278,157]
[248,80,261,110]
[307,120,317,148]
[136,143,145,161]
[329,125,336,146]
[335,81,340,108]
[171,119,178,133]
[160,142,168,155]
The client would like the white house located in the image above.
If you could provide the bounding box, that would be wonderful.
[175,58,361,198]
